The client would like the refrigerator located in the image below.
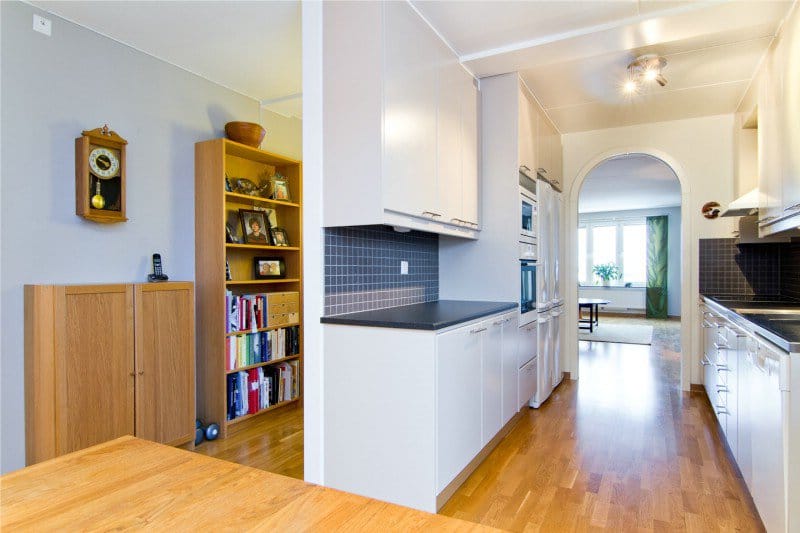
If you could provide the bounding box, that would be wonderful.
[530,178,564,408]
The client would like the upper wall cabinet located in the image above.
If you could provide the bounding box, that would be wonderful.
[519,83,563,191]
[757,5,800,236]
[323,2,479,239]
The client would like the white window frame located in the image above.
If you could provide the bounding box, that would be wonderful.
[578,216,648,286]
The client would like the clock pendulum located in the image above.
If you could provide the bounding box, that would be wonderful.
[91,179,105,209]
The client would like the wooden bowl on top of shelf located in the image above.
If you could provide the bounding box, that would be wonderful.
[224,121,266,148]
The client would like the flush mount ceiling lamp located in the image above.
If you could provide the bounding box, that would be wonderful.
[623,54,668,95]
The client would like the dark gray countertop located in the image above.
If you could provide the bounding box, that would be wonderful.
[702,294,800,352]
[320,300,518,330]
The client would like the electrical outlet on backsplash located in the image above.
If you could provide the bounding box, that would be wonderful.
[699,237,800,298]
[324,225,438,316]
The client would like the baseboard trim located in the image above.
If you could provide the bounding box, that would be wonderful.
[435,410,523,510]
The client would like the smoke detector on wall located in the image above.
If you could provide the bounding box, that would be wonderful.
[623,54,668,94]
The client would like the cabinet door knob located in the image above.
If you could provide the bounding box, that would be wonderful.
[129,372,136,377]
[137,370,144,376]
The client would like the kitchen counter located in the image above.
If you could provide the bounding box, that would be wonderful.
[0,436,500,531]
[320,300,518,330]
[701,294,800,352]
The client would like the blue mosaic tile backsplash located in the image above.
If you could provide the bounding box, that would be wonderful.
[324,225,439,316]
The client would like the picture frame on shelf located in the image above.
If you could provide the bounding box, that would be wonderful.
[239,209,271,245]
[254,257,286,279]
[253,206,277,229]
[270,227,289,247]
[225,260,232,281]
[225,223,239,244]
[268,174,291,202]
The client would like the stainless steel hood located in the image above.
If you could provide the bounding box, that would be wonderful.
[720,188,759,217]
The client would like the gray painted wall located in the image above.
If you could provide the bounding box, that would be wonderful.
[578,206,682,316]
[0,1,300,472]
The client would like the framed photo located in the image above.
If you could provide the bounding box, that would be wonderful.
[270,227,289,247]
[269,175,291,202]
[254,257,286,279]
[253,206,277,229]
[239,209,271,245]
[225,222,239,244]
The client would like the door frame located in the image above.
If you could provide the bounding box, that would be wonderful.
[564,148,692,391]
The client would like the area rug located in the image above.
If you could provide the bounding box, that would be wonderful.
[579,323,653,345]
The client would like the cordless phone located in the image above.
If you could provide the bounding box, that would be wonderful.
[147,253,169,282]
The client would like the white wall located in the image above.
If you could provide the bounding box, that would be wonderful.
[578,206,682,316]
[562,114,737,390]
[0,1,301,473]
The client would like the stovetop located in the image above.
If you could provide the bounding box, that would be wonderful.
[705,294,800,308]
[703,294,800,351]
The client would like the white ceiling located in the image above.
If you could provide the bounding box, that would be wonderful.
[30,1,303,119]
[578,154,681,213]
[31,1,794,131]
[414,0,794,132]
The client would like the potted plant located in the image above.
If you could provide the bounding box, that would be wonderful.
[592,263,622,287]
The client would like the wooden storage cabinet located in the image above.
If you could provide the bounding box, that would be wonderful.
[24,282,195,465]
[195,138,303,438]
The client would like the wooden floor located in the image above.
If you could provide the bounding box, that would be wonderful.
[194,402,304,480]
[199,318,763,531]
[440,317,764,532]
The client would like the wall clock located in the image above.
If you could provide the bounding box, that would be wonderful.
[75,125,128,223]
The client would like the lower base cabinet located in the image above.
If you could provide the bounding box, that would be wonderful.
[323,310,518,512]
[25,282,195,465]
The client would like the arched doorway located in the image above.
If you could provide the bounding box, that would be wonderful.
[563,149,693,391]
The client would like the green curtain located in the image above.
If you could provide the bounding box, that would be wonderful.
[646,216,668,318]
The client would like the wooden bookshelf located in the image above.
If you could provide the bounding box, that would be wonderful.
[226,355,302,374]
[195,138,303,439]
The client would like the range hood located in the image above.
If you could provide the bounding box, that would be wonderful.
[720,188,759,217]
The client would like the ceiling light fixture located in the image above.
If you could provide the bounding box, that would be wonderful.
[622,54,668,95]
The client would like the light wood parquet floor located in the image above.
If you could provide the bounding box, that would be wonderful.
[439,317,764,532]
[199,317,763,531]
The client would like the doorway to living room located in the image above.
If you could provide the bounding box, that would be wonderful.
[576,154,682,358]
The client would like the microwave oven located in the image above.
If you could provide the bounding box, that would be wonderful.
[520,186,537,241]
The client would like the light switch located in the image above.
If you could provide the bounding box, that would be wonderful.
[400,261,409,275]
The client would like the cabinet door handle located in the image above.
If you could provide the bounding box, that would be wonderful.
[784,203,800,212]
[702,320,714,328]
[421,211,438,218]
[758,216,777,224]
[537,168,547,174]
[700,358,711,367]
[715,407,730,416]
[492,320,504,326]
[520,165,531,172]
[470,327,487,334]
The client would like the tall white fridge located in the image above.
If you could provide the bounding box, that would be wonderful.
[530,178,564,408]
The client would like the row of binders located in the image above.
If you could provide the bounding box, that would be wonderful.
[226,325,300,371]
[226,361,299,420]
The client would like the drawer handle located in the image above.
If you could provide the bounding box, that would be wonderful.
[493,320,504,326]
[537,168,547,174]
[421,211,442,218]
[783,203,800,212]
[758,215,777,224]
[716,365,730,372]
[715,407,729,415]
[520,165,531,172]
[470,327,487,334]
[713,342,728,350]
[702,320,714,328]
[717,385,729,393]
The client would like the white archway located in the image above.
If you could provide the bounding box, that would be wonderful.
[564,148,693,391]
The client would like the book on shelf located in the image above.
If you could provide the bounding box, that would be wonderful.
[225,290,300,333]
[225,325,300,371]
[226,360,299,421]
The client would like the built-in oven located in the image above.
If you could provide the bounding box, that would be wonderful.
[520,259,538,326]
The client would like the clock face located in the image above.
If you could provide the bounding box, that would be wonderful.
[88,147,120,179]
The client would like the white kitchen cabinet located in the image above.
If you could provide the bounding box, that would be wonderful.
[383,0,440,220]
[748,338,785,533]
[436,323,482,493]
[757,7,800,236]
[323,308,520,512]
[518,85,537,177]
[517,320,537,408]
[322,1,479,239]
[499,313,520,427]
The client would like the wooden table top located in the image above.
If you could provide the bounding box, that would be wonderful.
[578,298,610,305]
[1,436,501,532]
